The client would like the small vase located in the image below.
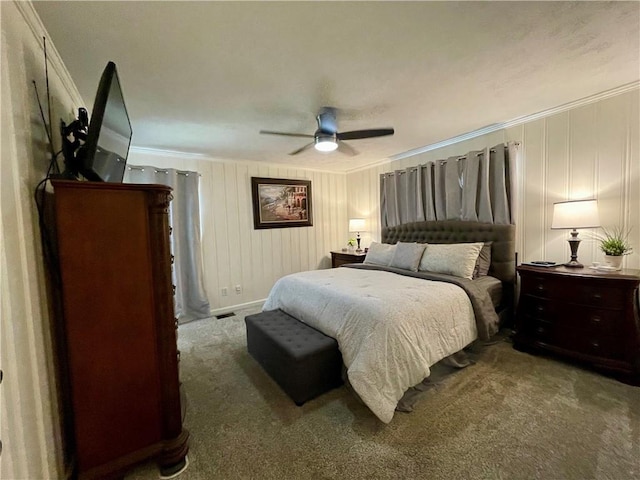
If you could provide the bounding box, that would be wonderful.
[604,255,623,270]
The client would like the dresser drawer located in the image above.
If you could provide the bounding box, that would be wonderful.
[566,284,625,308]
[521,275,563,300]
[518,295,558,320]
[515,264,640,383]
[521,316,624,361]
[572,333,626,361]
[522,275,625,307]
[520,296,622,331]
[520,317,557,344]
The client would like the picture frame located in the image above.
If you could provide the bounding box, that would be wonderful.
[251,177,313,229]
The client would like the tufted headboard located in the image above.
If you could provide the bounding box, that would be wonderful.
[381,220,516,284]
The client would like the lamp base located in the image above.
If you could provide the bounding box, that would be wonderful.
[565,231,584,268]
[564,260,583,268]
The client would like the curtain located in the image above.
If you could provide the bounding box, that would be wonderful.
[380,142,518,227]
[125,166,211,323]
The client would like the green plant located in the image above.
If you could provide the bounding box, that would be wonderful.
[347,238,356,247]
[595,227,633,256]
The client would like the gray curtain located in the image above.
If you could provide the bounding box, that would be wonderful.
[380,142,517,227]
[125,165,211,323]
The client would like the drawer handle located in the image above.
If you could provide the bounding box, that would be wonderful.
[536,284,545,291]
[591,341,600,349]
[536,326,546,335]
[591,293,602,301]
[591,316,602,324]
[536,305,545,313]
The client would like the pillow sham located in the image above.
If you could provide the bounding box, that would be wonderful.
[418,242,484,279]
[389,242,427,272]
[363,242,396,266]
[473,242,493,279]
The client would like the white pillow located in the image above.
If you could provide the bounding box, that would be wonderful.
[389,242,427,272]
[418,242,484,279]
[363,242,396,266]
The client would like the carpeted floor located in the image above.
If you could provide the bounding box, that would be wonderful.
[126,306,640,480]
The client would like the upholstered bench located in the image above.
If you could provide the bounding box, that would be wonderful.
[245,309,343,405]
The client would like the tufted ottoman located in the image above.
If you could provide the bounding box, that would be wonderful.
[245,309,343,405]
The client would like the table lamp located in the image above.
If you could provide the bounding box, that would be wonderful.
[348,218,366,252]
[551,199,600,268]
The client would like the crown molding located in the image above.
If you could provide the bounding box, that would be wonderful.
[16,1,84,106]
[385,81,640,164]
[129,146,347,175]
[129,146,211,160]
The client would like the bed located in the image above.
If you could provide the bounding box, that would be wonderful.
[262,220,516,423]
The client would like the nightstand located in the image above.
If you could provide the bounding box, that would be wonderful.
[330,250,367,268]
[514,264,640,385]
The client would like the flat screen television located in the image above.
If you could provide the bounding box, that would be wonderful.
[79,61,132,182]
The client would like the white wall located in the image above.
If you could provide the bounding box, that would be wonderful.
[1,2,84,478]
[348,88,640,271]
[127,151,348,313]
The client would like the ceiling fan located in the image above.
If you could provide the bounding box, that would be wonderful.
[259,107,394,156]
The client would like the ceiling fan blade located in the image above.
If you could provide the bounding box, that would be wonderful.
[260,130,314,138]
[337,128,394,141]
[337,141,358,156]
[289,142,315,156]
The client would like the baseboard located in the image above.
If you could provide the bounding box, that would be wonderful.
[210,299,265,317]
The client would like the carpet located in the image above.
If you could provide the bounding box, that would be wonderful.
[126,306,640,480]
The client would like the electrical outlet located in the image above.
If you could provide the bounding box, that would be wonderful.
[221,287,228,296]
[235,285,242,294]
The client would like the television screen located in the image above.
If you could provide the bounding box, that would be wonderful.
[80,61,132,182]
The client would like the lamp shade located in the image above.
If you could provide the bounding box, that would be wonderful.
[348,218,366,232]
[551,199,600,229]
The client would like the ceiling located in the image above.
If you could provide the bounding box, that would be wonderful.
[33,1,639,172]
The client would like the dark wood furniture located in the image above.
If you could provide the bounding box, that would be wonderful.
[50,180,188,479]
[330,250,367,268]
[514,264,640,385]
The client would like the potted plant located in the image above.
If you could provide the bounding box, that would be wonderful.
[595,227,633,270]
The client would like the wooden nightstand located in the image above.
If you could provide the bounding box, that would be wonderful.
[330,250,367,268]
[514,264,640,385]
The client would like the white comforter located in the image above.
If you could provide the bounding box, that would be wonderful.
[262,267,477,423]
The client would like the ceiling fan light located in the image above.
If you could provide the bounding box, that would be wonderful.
[314,135,338,152]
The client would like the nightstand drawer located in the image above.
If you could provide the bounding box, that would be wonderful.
[330,251,366,268]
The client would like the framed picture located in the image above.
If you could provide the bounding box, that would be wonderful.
[251,177,313,229]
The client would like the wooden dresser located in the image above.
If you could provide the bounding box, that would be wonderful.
[50,180,189,479]
[330,250,367,268]
[514,264,640,385]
